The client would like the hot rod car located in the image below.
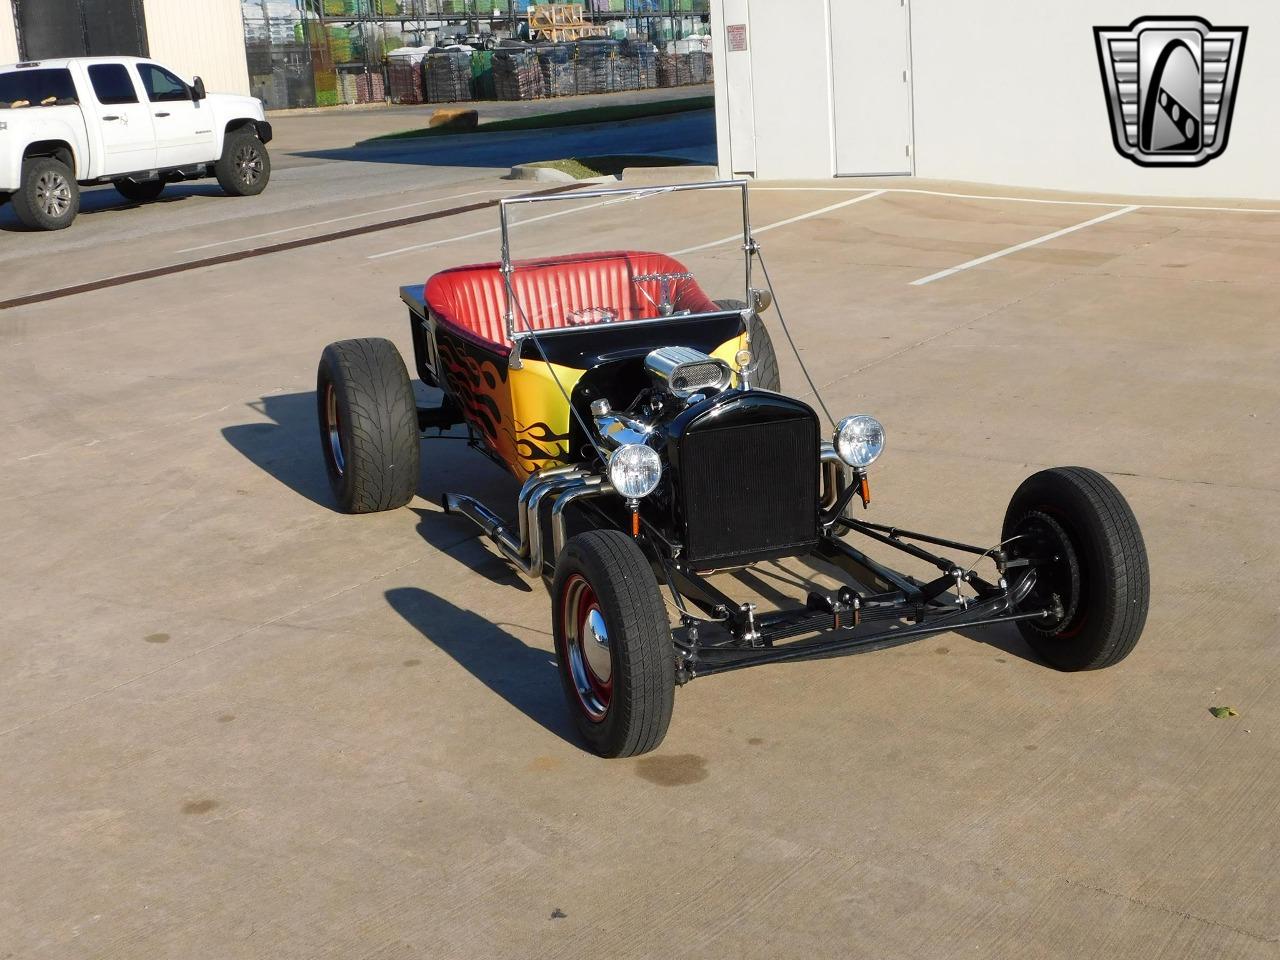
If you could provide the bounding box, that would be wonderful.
[315,181,1149,758]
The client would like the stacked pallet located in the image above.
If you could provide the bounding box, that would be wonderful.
[493,47,545,100]
[425,50,474,102]
[623,40,657,89]
[574,40,619,95]
[536,44,577,97]
[387,59,425,103]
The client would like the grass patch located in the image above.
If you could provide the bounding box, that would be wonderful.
[370,95,713,141]
[528,155,695,179]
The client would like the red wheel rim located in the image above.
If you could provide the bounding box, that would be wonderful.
[561,574,612,722]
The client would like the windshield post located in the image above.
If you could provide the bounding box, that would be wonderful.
[499,198,515,345]
[741,181,753,305]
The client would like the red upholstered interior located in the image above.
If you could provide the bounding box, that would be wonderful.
[424,250,721,350]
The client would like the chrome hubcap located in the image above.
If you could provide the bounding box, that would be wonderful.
[235,145,263,184]
[324,384,345,476]
[562,575,611,722]
[36,171,71,218]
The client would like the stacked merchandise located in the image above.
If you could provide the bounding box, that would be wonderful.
[338,71,359,104]
[387,58,425,103]
[425,50,474,101]
[536,44,577,97]
[493,47,545,100]
[355,71,385,103]
[687,48,709,84]
[622,39,657,89]
[574,39,619,95]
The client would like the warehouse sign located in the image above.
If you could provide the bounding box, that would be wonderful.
[726,24,748,53]
[1094,16,1247,167]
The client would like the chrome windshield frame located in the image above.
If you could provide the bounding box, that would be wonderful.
[497,179,754,346]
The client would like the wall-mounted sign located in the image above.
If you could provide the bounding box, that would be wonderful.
[727,24,748,53]
[1094,16,1247,167]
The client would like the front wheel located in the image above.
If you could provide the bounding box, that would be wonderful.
[552,531,675,757]
[316,338,420,514]
[215,129,271,197]
[1003,467,1149,670]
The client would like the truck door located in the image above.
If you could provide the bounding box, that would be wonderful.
[135,62,216,168]
[85,61,157,175]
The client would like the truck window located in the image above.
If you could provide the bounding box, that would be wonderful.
[136,63,191,103]
[0,68,77,107]
[87,63,139,105]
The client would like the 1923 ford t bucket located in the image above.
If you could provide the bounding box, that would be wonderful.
[315,181,1149,757]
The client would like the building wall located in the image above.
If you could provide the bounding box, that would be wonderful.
[0,2,18,63]
[143,0,250,96]
[712,0,1280,199]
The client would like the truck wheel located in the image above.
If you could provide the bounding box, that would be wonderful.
[552,530,675,757]
[1003,467,1149,671]
[215,129,270,197]
[716,299,780,392]
[114,179,165,203]
[11,157,79,230]
[316,338,420,514]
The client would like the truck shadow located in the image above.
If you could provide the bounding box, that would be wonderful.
[0,182,226,232]
[385,585,578,746]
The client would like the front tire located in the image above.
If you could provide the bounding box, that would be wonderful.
[11,157,79,230]
[316,338,420,514]
[552,531,675,757]
[215,129,271,197]
[114,178,165,203]
[1003,467,1149,670]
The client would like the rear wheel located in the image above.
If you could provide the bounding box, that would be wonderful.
[552,530,675,757]
[215,129,271,197]
[11,157,79,230]
[715,299,780,392]
[1003,467,1149,670]
[114,178,165,203]
[316,338,420,514]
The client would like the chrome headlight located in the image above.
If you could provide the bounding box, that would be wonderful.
[608,444,662,499]
[835,415,885,469]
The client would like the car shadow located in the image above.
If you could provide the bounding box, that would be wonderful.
[222,391,334,509]
[385,585,577,746]
[409,506,533,593]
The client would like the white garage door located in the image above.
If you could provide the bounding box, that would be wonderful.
[830,0,914,176]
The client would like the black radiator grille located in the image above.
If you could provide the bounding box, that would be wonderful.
[679,414,820,566]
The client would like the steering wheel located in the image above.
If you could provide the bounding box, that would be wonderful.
[632,271,693,316]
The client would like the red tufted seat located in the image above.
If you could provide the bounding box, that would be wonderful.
[424,250,721,351]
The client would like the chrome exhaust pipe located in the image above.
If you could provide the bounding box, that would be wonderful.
[552,479,616,559]
[444,466,597,577]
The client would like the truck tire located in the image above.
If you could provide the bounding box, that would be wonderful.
[316,338,420,514]
[552,530,675,758]
[715,299,780,392]
[1003,467,1149,671]
[11,157,80,231]
[215,129,271,197]
[114,179,165,203]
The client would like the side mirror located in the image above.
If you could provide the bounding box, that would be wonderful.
[750,287,773,313]
[192,76,207,101]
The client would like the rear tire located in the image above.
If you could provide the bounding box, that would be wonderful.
[716,299,780,392]
[11,157,79,230]
[114,178,165,203]
[215,129,271,197]
[1003,467,1149,670]
[552,531,675,757]
[316,338,420,514]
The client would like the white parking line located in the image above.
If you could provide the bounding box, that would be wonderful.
[670,189,886,255]
[177,188,505,253]
[909,205,1141,286]
[755,185,1280,215]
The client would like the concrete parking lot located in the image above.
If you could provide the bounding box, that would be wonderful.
[1,120,1277,957]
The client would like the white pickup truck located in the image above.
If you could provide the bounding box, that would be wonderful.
[0,56,272,230]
